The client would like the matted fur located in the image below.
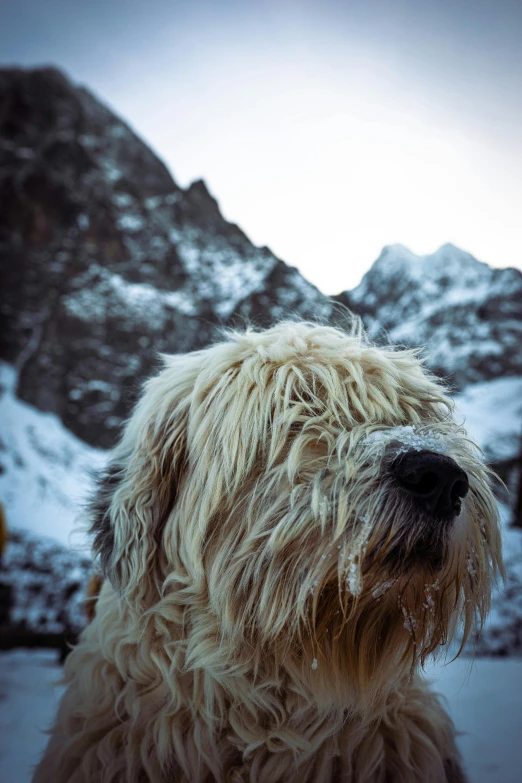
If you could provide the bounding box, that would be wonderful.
[34,321,502,782]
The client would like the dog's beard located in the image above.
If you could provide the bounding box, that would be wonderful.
[296,479,499,711]
[208,470,497,713]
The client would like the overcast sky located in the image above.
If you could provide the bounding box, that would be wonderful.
[1,0,521,292]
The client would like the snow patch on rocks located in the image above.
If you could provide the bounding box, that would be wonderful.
[0,362,108,547]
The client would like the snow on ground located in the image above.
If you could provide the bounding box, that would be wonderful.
[0,362,108,548]
[0,650,64,783]
[0,650,520,783]
[425,657,522,783]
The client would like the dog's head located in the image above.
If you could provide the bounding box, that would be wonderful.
[91,322,502,707]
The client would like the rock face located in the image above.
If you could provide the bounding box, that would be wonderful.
[1,67,521,451]
[0,67,327,447]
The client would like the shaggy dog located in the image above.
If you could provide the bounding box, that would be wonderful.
[34,321,502,783]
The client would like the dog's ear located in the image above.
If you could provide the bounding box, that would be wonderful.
[89,364,190,603]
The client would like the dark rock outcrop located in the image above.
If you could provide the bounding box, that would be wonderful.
[0,67,327,447]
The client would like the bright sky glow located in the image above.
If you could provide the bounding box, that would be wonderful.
[1,0,521,292]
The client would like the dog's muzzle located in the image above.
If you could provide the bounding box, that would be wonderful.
[390,450,469,521]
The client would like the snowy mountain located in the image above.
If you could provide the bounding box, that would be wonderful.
[3,68,520,454]
[336,243,522,389]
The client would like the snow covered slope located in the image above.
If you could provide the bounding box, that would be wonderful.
[0,362,107,547]
[457,377,522,465]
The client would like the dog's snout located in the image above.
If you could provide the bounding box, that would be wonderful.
[391,450,469,519]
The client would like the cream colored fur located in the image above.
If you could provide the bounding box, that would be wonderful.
[33,321,503,782]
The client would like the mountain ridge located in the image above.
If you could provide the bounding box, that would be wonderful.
[1,66,521,452]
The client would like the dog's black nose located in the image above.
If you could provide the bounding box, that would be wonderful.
[390,450,469,519]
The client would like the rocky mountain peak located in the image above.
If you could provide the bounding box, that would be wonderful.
[338,243,522,389]
[0,66,327,447]
[1,65,520,449]
[186,178,219,207]
[374,242,487,278]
